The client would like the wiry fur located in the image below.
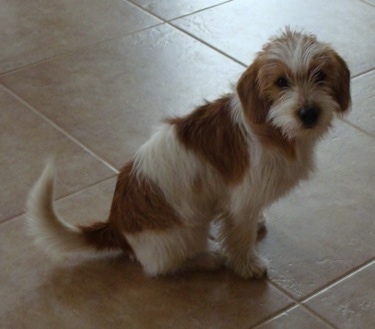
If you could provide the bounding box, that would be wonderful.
[26,160,91,256]
[26,29,351,279]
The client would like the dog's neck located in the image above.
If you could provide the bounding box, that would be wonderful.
[230,92,317,165]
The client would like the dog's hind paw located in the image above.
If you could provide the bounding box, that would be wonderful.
[185,251,226,272]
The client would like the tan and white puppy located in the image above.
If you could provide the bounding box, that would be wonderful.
[26,29,351,279]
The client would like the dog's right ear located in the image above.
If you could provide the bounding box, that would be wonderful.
[236,60,269,125]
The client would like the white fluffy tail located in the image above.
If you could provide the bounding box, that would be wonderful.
[25,161,92,257]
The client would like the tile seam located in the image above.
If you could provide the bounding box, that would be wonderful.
[168,21,247,67]
[277,258,375,304]
[298,303,339,329]
[300,258,375,304]
[250,303,337,329]
[0,22,163,79]
[339,118,375,139]
[352,67,375,80]
[165,0,234,21]
[125,0,234,22]
[359,0,375,8]
[125,0,246,67]
[0,174,117,227]
[0,83,120,174]
[249,301,298,329]
[125,0,167,22]
[256,281,338,328]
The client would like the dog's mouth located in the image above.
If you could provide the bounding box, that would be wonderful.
[267,99,335,140]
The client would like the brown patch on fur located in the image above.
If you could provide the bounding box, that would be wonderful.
[168,96,250,185]
[307,50,351,114]
[330,52,351,113]
[80,222,134,254]
[237,60,271,125]
[251,124,296,159]
[237,61,296,159]
[108,161,183,233]
[192,173,203,194]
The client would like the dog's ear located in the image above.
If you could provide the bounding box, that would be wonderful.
[331,52,351,113]
[236,60,269,124]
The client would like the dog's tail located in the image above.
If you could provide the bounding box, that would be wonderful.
[26,160,129,258]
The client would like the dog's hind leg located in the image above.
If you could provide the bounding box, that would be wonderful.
[182,238,226,272]
[125,224,225,276]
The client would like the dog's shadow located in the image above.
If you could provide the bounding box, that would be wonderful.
[39,252,271,327]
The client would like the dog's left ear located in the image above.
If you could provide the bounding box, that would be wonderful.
[236,60,269,124]
[332,52,351,113]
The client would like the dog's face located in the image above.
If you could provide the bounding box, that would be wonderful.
[237,29,351,140]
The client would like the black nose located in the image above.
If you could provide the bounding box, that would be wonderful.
[298,106,319,127]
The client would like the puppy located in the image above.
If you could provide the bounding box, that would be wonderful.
[26,28,351,279]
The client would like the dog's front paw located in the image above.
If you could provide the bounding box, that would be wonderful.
[229,255,269,279]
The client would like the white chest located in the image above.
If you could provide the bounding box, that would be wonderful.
[247,143,316,206]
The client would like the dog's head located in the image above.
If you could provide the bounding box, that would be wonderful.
[237,28,351,140]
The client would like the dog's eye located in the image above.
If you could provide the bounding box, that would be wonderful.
[314,70,326,83]
[276,77,289,89]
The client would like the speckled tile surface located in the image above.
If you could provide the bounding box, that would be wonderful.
[173,0,375,75]
[130,0,231,20]
[1,0,374,328]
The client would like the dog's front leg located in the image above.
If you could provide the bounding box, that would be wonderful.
[220,206,268,279]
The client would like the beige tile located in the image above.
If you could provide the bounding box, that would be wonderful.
[0,180,293,329]
[130,0,230,20]
[0,0,160,73]
[257,121,375,299]
[173,0,375,76]
[346,71,375,137]
[0,25,244,169]
[55,178,117,226]
[0,85,114,222]
[305,262,375,329]
[255,306,331,329]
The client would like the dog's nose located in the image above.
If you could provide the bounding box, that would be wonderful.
[298,106,319,127]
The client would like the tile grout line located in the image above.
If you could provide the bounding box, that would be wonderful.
[249,302,298,329]
[298,303,339,329]
[249,304,338,329]
[126,0,234,23]
[124,0,167,22]
[0,174,118,228]
[0,0,371,82]
[1,1,238,78]
[0,22,164,79]
[165,0,234,21]
[300,258,375,304]
[266,279,298,301]
[264,282,338,328]
[351,67,375,80]
[260,259,375,328]
[268,257,375,306]
[125,0,247,67]
[359,0,375,8]
[258,283,337,329]
[250,280,336,328]
[339,118,375,139]
[2,2,373,324]
[54,174,117,205]
[0,83,120,174]
[167,21,247,67]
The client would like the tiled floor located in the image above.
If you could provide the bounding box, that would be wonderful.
[0,0,374,328]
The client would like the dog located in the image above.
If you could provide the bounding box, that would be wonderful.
[26,28,351,279]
